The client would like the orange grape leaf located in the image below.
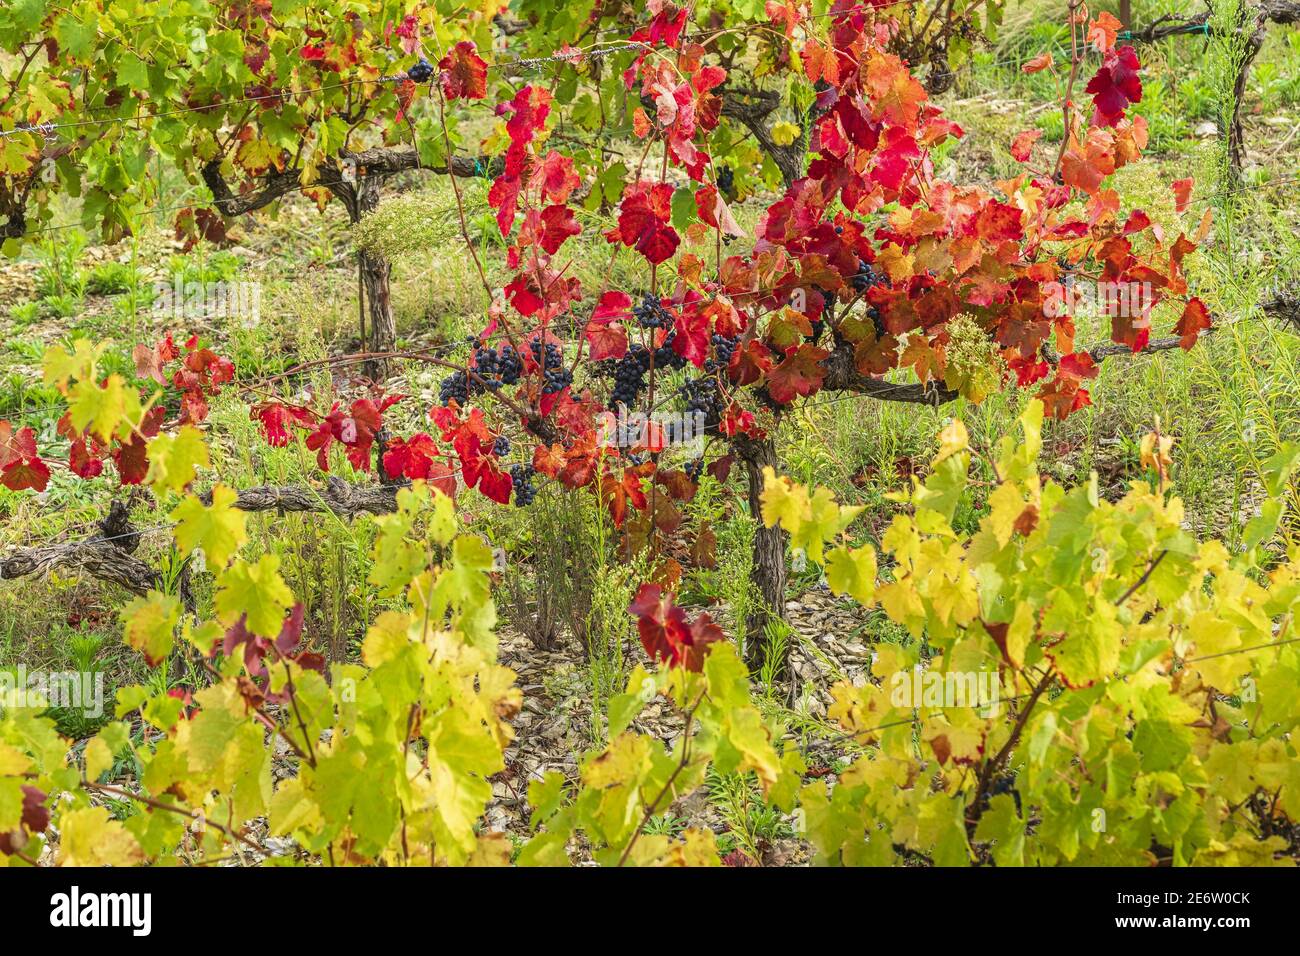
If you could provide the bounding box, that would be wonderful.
[1022,53,1053,74]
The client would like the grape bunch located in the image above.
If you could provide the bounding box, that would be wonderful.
[684,458,704,482]
[632,292,673,330]
[717,165,735,198]
[868,305,887,340]
[529,339,562,367]
[475,345,525,387]
[510,463,537,507]
[653,332,689,371]
[851,260,885,293]
[609,346,649,409]
[680,376,723,428]
[527,340,574,395]
[812,286,836,343]
[492,435,510,457]
[805,288,834,344]
[989,773,1022,814]
[439,344,517,407]
[497,345,523,385]
[605,334,690,410]
[529,340,572,396]
[439,370,469,406]
[472,347,505,392]
[407,58,435,83]
[705,333,737,373]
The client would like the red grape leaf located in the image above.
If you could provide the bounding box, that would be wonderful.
[766,345,828,404]
[1174,297,1212,350]
[439,41,488,100]
[1085,46,1142,127]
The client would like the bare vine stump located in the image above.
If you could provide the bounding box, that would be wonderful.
[738,435,789,680]
[1226,26,1265,176]
[336,174,397,380]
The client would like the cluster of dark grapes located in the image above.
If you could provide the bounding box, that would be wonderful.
[653,333,689,372]
[684,458,705,482]
[632,292,673,329]
[717,165,734,196]
[680,376,723,428]
[608,345,650,409]
[490,345,524,385]
[989,774,1022,814]
[528,340,572,395]
[809,287,837,344]
[407,58,435,83]
[868,304,887,340]
[705,333,737,374]
[472,345,523,392]
[602,332,690,410]
[438,343,528,406]
[509,463,536,507]
[492,435,510,457]
[851,260,886,293]
[439,370,469,406]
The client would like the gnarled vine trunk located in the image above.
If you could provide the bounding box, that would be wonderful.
[737,434,789,679]
[1226,26,1265,175]
[348,176,396,380]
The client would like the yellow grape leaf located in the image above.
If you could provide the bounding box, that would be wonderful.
[759,466,811,535]
[41,339,104,390]
[825,543,877,604]
[1186,610,1247,691]
[236,133,282,175]
[0,742,33,776]
[664,828,721,866]
[0,778,23,831]
[761,472,865,566]
[269,776,324,836]
[1193,833,1293,867]
[974,793,1026,866]
[84,737,113,782]
[171,484,248,569]
[771,121,801,146]
[923,708,986,765]
[428,758,493,866]
[427,485,458,545]
[121,591,181,666]
[876,242,916,282]
[146,425,211,495]
[57,806,145,866]
[582,732,655,790]
[215,554,295,638]
[1139,429,1174,473]
[1003,600,1036,670]
[935,418,970,463]
[467,832,513,866]
[797,487,862,562]
[718,706,781,793]
[984,481,1025,548]
[83,721,132,783]
[362,610,414,667]
[67,374,132,443]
